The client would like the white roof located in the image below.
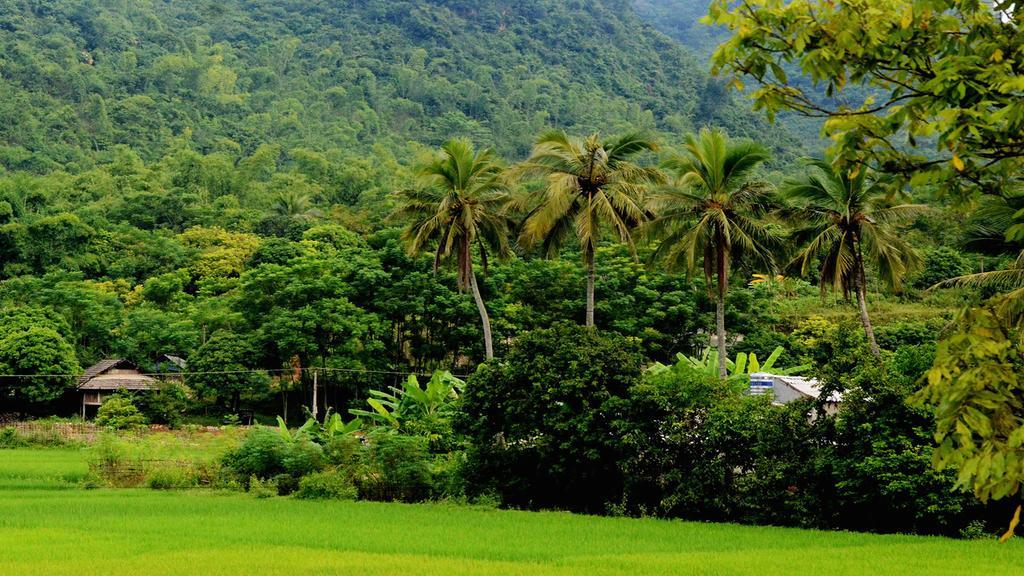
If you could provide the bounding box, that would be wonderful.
[751,373,843,403]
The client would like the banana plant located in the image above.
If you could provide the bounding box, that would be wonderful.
[275,410,361,443]
[349,387,402,429]
[275,415,318,443]
[320,410,362,439]
[401,371,465,418]
[744,346,809,376]
[647,346,808,383]
[348,371,465,431]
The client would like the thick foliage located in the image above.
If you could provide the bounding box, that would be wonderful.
[709,0,1024,193]
[295,470,358,501]
[0,0,787,171]
[914,306,1024,538]
[221,427,325,488]
[618,366,828,524]
[351,371,465,450]
[618,346,993,536]
[457,323,642,512]
[0,326,80,405]
[95,395,148,430]
[830,345,983,534]
[188,331,270,413]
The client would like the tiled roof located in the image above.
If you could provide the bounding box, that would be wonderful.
[78,377,158,391]
[77,359,126,386]
[77,359,160,391]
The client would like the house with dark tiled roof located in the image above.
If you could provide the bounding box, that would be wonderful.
[78,359,160,418]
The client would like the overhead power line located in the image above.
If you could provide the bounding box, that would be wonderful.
[0,366,470,379]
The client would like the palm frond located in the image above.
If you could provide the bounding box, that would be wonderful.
[390,138,512,290]
[648,128,777,278]
[518,130,657,262]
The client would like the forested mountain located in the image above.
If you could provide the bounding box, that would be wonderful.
[0,0,800,412]
[0,0,803,174]
[633,0,829,152]
[0,0,964,420]
[633,0,725,58]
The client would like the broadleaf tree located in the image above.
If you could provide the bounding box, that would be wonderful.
[706,0,1024,195]
[912,305,1024,541]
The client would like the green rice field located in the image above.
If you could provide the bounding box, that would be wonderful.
[1,448,1022,575]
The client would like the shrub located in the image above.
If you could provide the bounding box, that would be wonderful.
[248,475,278,498]
[617,365,803,522]
[136,381,190,427]
[790,315,836,348]
[0,427,25,448]
[912,246,972,290]
[429,451,467,500]
[355,431,433,502]
[281,438,325,477]
[272,473,300,496]
[732,328,791,360]
[295,470,357,500]
[95,395,148,430]
[146,466,198,490]
[874,319,945,350]
[457,323,642,512]
[827,353,984,536]
[221,428,289,480]
[730,399,834,528]
[88,434,145,487]
[220,427,324,487]
[960,520,992,540]
[323,435,362,467]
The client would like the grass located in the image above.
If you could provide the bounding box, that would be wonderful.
[2,449,1023,575]
[0,448,89,490]
[771,292,962,326]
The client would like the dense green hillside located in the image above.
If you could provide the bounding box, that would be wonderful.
[633,0,725,58]
[0,0,969,423]
[0,0,803,174]
[632,0,870,153]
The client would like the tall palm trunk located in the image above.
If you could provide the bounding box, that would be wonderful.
[715,242,729,379]
[853,248,881,357]
[469,270,494,360]
[585,245,596,328]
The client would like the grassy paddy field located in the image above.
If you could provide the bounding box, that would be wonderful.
[1,448,1022,576]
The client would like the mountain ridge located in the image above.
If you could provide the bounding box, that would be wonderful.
[0,0,803,174]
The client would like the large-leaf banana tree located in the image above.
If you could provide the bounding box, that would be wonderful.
[349,371,466,432]
[647,346,809,384]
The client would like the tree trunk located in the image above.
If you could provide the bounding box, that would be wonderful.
[282,391,288,423]
[311,369,319,420]
[469,270,494,360]
[715,243,729,379]
[854,259,881,357]
[585,245,596,328]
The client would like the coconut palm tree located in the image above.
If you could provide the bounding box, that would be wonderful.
[392,138,513,360]
[518,130,661,327]
[942,252,1024,324]
[942,188,1024,325]
[962,190,1024,255]
[644,128,780,378]
[784,159,926,356]
[271,189,322,220]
